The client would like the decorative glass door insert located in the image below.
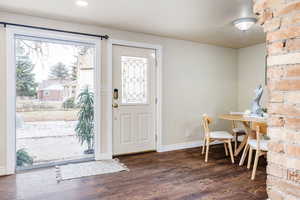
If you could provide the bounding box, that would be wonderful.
[121,56,148,104]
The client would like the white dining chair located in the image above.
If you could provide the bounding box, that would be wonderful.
[239,122,268,180]
[201,114,235,163]
[229,112,246,153]
[231,121,246,153]
[248,125,268,180]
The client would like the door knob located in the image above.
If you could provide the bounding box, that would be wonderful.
[112,103,119,108]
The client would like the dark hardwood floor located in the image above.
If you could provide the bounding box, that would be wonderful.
[0,145,267,200]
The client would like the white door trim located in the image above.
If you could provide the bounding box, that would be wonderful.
[107,39,163,157]
[5,26,102,174]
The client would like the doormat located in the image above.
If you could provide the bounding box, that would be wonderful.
[55,159,129,182]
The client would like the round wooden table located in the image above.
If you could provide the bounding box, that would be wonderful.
[219,114,267,157]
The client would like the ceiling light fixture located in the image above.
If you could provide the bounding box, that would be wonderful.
[76,0,88,7]
[233,17,257,31]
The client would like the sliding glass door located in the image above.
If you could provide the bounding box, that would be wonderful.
[13,33,99,170]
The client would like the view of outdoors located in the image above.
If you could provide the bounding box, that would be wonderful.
[15,36,95,169]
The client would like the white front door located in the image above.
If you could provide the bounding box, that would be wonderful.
[112,45,156,155]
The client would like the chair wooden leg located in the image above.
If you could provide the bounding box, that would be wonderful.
[227,140,234,164]
[224,143,228,156]
[247,147,253,169]
[202,138,206,155]
[234,134,237,153]
[239,144,249,166]
[251,150,260,180]
[205,139,210,162]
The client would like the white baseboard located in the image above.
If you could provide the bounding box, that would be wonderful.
[0,166,6,176]
[96,153,113,160]
[157,140,222,153]
[97,141,222,157]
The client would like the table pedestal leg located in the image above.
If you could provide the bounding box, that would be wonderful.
[234,121,250,156]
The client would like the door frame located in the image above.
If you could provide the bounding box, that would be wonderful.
[5,27,102,174]
[107,39,163,157]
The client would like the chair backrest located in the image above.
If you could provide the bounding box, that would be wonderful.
[231,120,237,129]
[252,122,268,150]
[230,112,243,129]
[252,122,267,134]
[202,114,212,138]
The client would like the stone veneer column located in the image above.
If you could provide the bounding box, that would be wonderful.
[253,0,300,199]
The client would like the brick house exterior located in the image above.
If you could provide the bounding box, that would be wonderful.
[37,84,64,101]
[253,0,300,199]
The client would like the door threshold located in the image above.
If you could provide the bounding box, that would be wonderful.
[16,157,95,172]
[114,150,156,157]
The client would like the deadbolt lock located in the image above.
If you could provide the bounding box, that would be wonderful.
[113,89,119,100]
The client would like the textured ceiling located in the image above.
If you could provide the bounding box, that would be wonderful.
[0,0,265,48]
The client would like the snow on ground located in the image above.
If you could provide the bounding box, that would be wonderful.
[17,121,78,138]
[16,121,94,165]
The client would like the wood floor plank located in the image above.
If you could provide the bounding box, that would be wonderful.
[0,145,267,200]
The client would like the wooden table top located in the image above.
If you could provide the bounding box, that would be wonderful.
[219,114,267,123]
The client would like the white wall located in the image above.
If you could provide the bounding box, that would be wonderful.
[0,12,238,173]
[237,43,267,112]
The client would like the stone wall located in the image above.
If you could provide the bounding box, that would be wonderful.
[253,0,300,199]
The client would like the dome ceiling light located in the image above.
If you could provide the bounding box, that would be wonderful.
[76,0,88,7]
[233,17,257,31]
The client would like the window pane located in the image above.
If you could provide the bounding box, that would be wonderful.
[121,56,148,104]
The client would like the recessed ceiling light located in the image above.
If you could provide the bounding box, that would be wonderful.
[76,0,88,7]
[233,18,257,31]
